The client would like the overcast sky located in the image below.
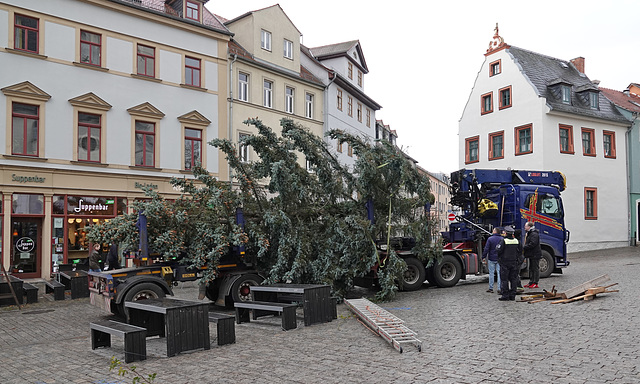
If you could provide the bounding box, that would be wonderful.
[206,0,640,175]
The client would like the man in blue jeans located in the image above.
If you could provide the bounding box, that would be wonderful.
[483,227,502,293]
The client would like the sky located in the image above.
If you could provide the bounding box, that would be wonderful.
[205,0,640,175]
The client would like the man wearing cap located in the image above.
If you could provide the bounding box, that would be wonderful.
[495,226,522,301]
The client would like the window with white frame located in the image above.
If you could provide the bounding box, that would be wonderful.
[238,72,248,102]
[283,39,293,59]
[305,93,313,119]
[285,87,294,114]
[561,85,571,104]
[261,30,272,51]
[239,133,250,163]
[263,80,273,108]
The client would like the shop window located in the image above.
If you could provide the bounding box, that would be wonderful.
[12,102,39,156]
[184,128,202,170]
[185,56,201,87]
[12,194,43,215]
[80,30,101,66]
[14,14,39,53]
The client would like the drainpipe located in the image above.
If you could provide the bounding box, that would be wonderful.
[324,70,337,138]
[228,52,238,188]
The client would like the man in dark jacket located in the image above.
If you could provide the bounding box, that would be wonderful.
[523,221,542,288]
[482,227,502,293]
[106,243,121,270]
[496,226,522,301]
[88,243,102,272]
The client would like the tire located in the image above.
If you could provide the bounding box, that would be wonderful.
[227,273,263,307]
[433,254,462,288]
[119,282,166,317]
[401,257,426,291]
[538,250,554,278]
[205,281,220,302]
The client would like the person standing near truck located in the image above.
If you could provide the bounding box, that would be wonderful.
[89,243,102,272]
[482,227,502,293]
[523,221,541,289]
[496,226,521,301]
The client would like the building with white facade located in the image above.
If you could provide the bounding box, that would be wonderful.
[459,26,631,252]
[302,40,381,166]
[1,0,231,278]
[601,84,640,245]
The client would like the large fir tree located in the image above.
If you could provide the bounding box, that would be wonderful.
[89,118,437,300]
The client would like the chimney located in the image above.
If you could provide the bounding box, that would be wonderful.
[571,57,585,74]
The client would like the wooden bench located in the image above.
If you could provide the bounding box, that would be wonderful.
[90,319,147,363]
[23,283,38,304]
[234,301,297,331]
[45,280,65,301]
[208,312,235,346]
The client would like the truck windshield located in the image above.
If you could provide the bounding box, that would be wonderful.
[525,193,562,219]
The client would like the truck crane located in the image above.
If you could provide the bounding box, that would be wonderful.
[356,168,570,290]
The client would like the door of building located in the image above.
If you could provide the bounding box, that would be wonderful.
[11,218,42,278]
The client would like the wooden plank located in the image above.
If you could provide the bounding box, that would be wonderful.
[559,274,610,299]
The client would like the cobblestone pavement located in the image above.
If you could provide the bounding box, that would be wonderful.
[1,247,639,384]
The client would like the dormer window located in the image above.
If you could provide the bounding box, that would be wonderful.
[561,85,571,104]
[186,1,199,21]
[589,92,599,109]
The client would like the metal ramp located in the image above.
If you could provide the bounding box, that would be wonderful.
[344,298,421,353]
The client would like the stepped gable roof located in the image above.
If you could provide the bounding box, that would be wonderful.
[507,46,627,124]
[600,87,640,114]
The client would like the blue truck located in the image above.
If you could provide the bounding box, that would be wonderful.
[360,168,570,291]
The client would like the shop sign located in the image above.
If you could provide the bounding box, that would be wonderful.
[67,196,115,216]
[135,182,158,190]
[12,174,46,183]
[15,237,35,252]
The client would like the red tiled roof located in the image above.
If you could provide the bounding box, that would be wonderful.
[600,87,640,114]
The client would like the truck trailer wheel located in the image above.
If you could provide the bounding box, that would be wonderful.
[119,282,166,317]
[401,257,426,291]
[228,273,263,306]
[538,250,554,278]
[433,254,462,288]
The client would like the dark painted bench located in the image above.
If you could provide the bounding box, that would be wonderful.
[90,319,147,363]
[23,283,38,304]
[234,301,297,331]
[208,312,235,345]
[45,280,65,301]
